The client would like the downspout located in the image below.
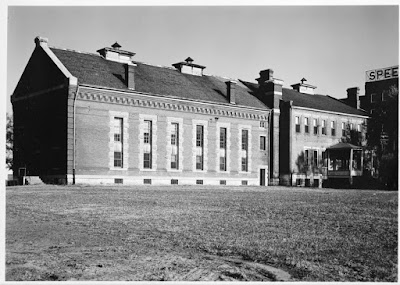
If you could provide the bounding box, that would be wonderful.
[72,85,80,184]
[268,109,272,186]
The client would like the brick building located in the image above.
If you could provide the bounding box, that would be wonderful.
[242,71,368,187]
[341,65,398,153]
[12,37,271,186]
[12,37,368,186]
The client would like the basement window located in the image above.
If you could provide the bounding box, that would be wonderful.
[220,180,226,185]
[196,180,203,185]
[114,178,123,184]
[241,180,248,186]
[144,179,152,185]
[171,179,178,185]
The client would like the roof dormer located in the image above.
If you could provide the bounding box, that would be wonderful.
[172,57,206,76]
[97,42,135,64]
[291,78,316,95]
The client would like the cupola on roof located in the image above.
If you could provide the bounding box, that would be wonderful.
[173,57,206,76]
[97,42,135,64]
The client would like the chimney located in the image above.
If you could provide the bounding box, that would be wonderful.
[97,42,135,64]
[226,80,237,104]
[125,63,135,90]
[347,87,360,109]
[172,57,206,76]
[34,36,48,47]
[291,78,316,95]
[256,69,284,109]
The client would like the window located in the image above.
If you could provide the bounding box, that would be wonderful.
[305,149,309,166]
[171,123,179,169]
[114,117,123,167]
[371,93,377,103]
[220,180,226,185]
[143,120,152,169]
[313,150,318,167]
[295,116,300,133]
[260,121,267,128]
[322,151,327,167]
[220,127,227,171]
[321,120,326,135]
[313,119,318,135]
[331,121,336,136]
[304,117,309,133]
[144,179,152,185]
[370,109,375,115]
[260,136,266,151]
[171,179,178,185]
[350,123,353,130]
[241,180,248,185]
[241,129,248,171]
[196,125,204,170]
[342,122,346,137]
[114,178,123,184]
[357,124,361,133]
[196,180,203,185]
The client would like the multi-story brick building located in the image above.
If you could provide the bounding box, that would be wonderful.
[342,65,398,154]
[242,70,368,187]
[11,37,271,186]
[12,36,369,187]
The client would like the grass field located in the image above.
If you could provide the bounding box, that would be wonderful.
[6,185,398,281]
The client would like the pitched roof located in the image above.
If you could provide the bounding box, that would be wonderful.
[326,142,362,150]
[282,88,367,116]
[240,80,367,117]
[50,47,267,110]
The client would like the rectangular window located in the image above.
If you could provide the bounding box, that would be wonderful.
[350,123,353,130]
[295,116,300,133]
[171,179,178,185]
[321,120,326,135]
[313,118,318,135]
[342,122,346,137]
[331,121,336,136]
[304,117,309,133]
[241,129,248,171]
[305,149,309,166]
[357,124,361,133]
[371,93,377,103]
[114,178,123,184]
[114,117,123,167]
[220,127,227,149]
[220,127,227,171]
[196,125,204,170]
[241,180,248,186]
[171,123,179,169]
[322,151,327,167]
[144,179,152,185]
[196,180,203,185]
[313,150,318,167]
[220,180,226,185]
[260,121,266,128]
[260,136,266,150]
[143,120,152,169]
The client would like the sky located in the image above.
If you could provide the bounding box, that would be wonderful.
[4,4,399,114]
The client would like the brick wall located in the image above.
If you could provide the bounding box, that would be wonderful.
[72,87,270,185]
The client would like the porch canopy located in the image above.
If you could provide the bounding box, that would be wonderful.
[326,142,363,178]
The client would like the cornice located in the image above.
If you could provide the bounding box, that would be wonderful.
[76,88,269,121]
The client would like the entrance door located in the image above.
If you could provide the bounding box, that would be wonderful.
[260,169,266,186]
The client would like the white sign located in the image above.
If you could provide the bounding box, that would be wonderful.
[366,65,398,82]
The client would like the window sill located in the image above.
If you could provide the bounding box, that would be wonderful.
[110,167,128,171]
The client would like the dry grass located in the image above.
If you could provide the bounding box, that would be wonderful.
[6,185,398,281]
